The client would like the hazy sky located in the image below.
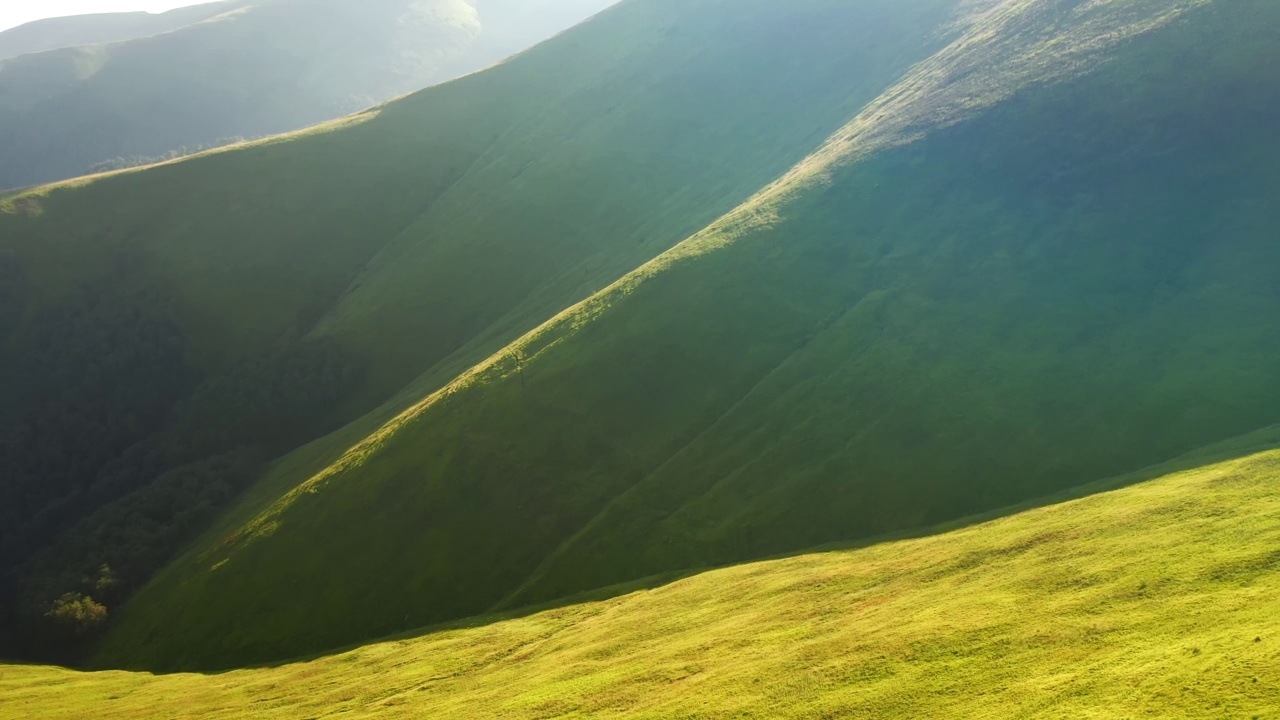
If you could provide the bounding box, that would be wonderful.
[0,2,203,33]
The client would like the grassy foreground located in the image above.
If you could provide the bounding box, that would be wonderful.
[5,435,1279,718]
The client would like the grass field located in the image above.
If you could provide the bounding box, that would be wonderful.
[5,433,1280,718]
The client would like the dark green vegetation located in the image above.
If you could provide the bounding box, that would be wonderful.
[0,263,362,660]
[0,0,618,190]
[2,0,1279,678]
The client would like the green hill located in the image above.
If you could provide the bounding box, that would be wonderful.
[0,0,618,190]
[84,0,1280,670]
[0,0,960,663]
[3,0,1279,676]
[3,434,1279,718]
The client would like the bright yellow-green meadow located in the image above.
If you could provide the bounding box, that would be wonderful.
[4,442,1278,719]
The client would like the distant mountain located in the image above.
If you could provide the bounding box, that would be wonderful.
[1,0,1278,675]
[0,0,617,190]
[0,5,231,60]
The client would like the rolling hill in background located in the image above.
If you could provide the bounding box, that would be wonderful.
[0,0,969,663]
[0,0,618,190]
[3,432,1279,717]
[1,0,1278,686]
[0,4,233,60]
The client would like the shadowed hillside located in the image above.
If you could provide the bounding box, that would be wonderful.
[4,433,1279,717]
[70,0,1280,670]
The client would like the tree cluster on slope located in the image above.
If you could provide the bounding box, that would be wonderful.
[0,262,364,662]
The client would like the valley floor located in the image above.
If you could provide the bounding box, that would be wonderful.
[3,440,1279,718]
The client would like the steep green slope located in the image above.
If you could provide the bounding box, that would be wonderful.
[504,0,1280,608]
[0,0,963,662]
[8,435,1280,718]
[94,0,1280,670]
[0,0,622,190]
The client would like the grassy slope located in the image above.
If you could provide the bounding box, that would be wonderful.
[96,0,1280,670]
[8,434,1280,718]
[506,0,1280,607]
[0,0,951,394]
[308,0,968,399]
[2,0,966,662]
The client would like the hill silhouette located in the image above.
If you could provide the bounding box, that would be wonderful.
[0,0,617,189]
